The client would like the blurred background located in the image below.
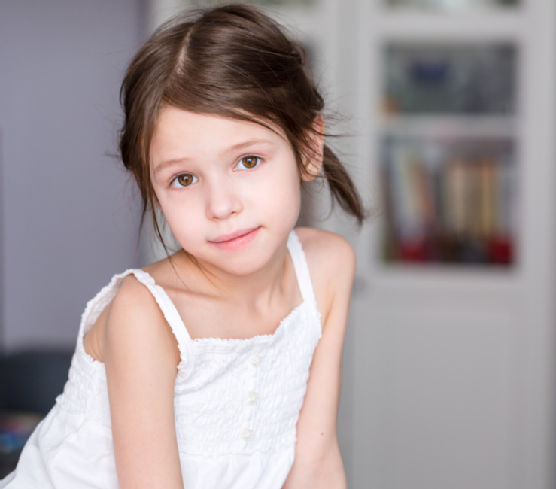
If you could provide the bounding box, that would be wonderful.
[1,0,556,488]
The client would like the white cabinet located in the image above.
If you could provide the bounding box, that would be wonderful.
[350,1,556,488]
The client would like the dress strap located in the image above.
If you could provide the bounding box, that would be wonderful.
[287,231,318,308]
[128,269,193,349]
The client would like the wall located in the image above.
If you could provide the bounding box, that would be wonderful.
[0,0,144,350]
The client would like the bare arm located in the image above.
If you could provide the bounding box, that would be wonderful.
[283,229,356,489]
[104,276,184,489]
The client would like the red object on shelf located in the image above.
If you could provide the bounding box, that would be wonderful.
[399,239,429,262]
[488,235,513,265]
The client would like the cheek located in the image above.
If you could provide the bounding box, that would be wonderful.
[258,170,302,224]
[157,196,203,241]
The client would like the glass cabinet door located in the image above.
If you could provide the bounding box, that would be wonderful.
[384,44,516,115]
[380,42,518,267]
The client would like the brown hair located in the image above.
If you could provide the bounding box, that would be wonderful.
[119,3,364,249]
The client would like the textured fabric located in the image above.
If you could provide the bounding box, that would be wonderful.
[0,231,322,489]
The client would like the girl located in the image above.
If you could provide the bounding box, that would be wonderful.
[1,4,364,489]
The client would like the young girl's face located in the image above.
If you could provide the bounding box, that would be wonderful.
[150,107,303,276]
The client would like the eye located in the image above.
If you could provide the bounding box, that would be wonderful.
[237,155,261,170]
[171,173,198,188]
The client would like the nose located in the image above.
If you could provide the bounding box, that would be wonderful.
[205,176,242,220]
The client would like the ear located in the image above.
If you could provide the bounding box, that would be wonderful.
[301,115,325,182]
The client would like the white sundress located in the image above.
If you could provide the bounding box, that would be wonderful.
[0,230,322,489]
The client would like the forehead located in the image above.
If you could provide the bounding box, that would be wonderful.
[150,107,290,163]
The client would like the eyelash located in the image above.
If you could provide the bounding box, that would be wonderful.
[169,155,262,188]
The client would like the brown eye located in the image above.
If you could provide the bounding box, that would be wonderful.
[171,173,197,188]
[238,156,261,170]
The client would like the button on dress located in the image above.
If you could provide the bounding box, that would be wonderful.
[0,231,322,489]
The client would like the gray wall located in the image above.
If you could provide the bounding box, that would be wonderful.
[0,0,144,351]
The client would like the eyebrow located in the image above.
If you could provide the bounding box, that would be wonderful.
[152,138,274,176]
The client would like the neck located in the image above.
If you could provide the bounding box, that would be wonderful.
[172,240,291,309]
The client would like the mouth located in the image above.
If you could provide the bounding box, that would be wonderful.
[209,227,261,250]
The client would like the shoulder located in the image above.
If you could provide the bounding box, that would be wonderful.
[103,272,181,370]
[108,272,165,328]
[295,227,356,280]
[294,227,356,325]
[111,272,157,310]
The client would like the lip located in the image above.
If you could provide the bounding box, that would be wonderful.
[209,227,261,250]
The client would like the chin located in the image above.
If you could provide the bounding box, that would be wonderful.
[224,244,284,274]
